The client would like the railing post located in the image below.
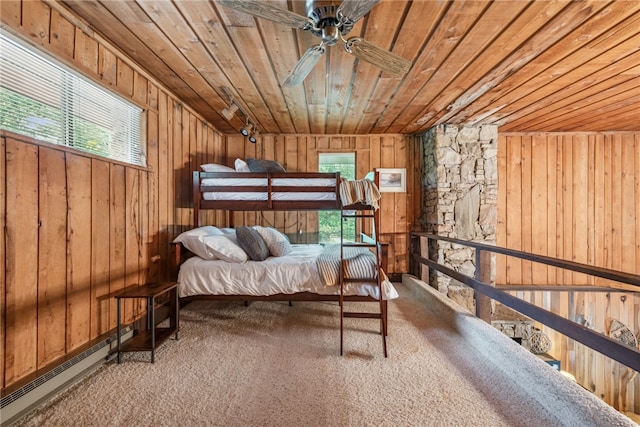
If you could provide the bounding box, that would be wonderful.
[475,248,492,322]
[420,235,429,283]
[410,234,418,276]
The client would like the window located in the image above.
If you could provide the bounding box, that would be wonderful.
[318,153,356,243]
[0,30,145,166]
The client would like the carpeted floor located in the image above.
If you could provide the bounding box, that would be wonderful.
[12,276,637,427]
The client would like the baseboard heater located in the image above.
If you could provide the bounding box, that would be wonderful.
[1,327,132,426]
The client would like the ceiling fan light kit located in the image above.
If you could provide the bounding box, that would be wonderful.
[218,0,410,86]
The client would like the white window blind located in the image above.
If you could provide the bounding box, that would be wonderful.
[0,30,145,166]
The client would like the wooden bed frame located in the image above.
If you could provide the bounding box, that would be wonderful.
[193,171,347,225]
[173,170,389,330]
[172,241,389,336]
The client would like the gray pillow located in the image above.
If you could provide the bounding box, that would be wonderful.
[246,158,286,173]
[235,226,270,261]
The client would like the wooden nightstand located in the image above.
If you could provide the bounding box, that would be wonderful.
[114,282,179,363]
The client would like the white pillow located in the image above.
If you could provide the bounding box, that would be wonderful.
[234,158,251,172]
[172,226,225,259]
[172,226,224,243]
[253,226,292,257]
[200,235,248,263]
[201,163,235,172]
[177,235,217,260]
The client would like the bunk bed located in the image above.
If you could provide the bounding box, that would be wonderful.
[172,163,396,355]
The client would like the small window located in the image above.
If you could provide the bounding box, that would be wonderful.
[0,30,145,166]
[318,153,356,243]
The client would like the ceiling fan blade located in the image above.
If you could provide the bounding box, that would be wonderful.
[337,0,381,23]
[283,45,326,87]
[345,37,411,77]
[217,0,314,30]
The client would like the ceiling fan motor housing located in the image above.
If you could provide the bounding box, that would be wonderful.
[305,0,355,44]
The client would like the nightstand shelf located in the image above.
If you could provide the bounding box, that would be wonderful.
[115,282,179,363]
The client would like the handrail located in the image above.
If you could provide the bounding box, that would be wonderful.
[414,233,640,288]
[410,232,640,372]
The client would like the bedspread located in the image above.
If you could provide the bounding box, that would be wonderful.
[177,244,398,300]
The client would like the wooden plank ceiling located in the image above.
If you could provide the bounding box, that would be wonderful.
[60,0,640,135]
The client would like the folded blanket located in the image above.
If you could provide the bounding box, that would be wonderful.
[316,243,381,286]
[339,178,381,209]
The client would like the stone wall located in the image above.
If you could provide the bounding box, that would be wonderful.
[421,124,498,311]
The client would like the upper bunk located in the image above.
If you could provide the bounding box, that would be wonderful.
[192,170,381,228]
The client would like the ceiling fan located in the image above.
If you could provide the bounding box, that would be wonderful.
[217,0,412,86]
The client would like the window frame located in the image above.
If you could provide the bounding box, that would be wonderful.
[318,152,357,243]
[0,29,146,167]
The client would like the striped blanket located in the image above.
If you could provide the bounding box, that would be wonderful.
[316,243,380,286]
[339,178,381,209]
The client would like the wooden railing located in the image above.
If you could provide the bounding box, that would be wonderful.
[410,233,640,372]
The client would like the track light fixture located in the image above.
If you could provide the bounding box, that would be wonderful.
[240,121,254,137]
[220,86,261,142]
[221,102,239,121]
[248,130,258,144]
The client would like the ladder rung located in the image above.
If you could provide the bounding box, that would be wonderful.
[343,312,383,319]
[342,278,378,283]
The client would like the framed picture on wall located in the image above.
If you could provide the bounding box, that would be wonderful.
[377,168,406,193]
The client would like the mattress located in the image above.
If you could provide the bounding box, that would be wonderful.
[201,177,337,187]
[202,192,336,201]
[177,244,398,300]
[201,177,337,201]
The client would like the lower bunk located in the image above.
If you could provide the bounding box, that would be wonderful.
[172,227,398,355]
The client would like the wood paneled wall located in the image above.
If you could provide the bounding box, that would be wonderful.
[1,106,225,390]
[496,132,640,414]
[0,1,224,389]
[497,132,640,286]
[215,134,422,274]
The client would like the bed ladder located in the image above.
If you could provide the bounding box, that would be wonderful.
[339,206,388,357]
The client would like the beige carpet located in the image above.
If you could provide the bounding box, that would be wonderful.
[13,276,637,427]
